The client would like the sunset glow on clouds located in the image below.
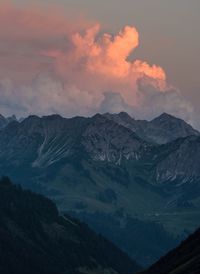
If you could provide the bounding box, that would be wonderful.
[0,1,194,124]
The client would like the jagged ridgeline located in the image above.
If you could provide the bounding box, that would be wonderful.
[0,112,199,266]
[0,177,141,274]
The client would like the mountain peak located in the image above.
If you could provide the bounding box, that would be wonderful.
[0,114,5,120]
[152,112,180,122]
[22,115,41,124]
[103,111,133,120]
[103,112,199,144]
[151,112,199,133]
[0,114,17,129]
[103,112,135,128]
[42,114,63,120]
[92,113,108,123]
[118,111,133,119]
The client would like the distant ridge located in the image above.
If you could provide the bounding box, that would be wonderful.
[104,112,199,144]
[2,111,198,144]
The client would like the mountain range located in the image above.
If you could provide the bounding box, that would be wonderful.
[104,112,199,144]
[0,112,200,265]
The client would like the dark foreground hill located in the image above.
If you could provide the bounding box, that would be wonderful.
[0,177,140,274]
[140,227,200,274]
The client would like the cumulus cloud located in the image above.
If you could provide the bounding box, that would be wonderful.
[43,23,166,105]
[135,78,194,122]
[0,74,99,118]
[0,2,196,127]
[99,92,132,114]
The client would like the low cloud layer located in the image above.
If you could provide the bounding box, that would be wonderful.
[0,2,196,127]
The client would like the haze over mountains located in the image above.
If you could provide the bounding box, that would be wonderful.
[0,111,200,265]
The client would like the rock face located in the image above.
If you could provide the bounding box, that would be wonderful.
[2,111,198,187]
[0,114,7,128]
[104,112,199,144]
[0,113,148,169]
[0,177,140,274]
[82,114,148,164]
[0,112,199,266]
[148,135,200,185]
[141,227,200,274]
[149,112,199,143]
[0,114,17,129]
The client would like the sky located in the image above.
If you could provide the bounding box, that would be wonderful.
[0,0,199,128]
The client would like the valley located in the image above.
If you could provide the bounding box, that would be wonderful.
[0,112,199,265]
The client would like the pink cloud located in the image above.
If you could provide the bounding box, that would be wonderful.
[42,23,166,107]
[0,1,194,124]
[0,1,92,83]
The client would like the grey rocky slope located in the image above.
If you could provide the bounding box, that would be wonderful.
[145,135,200,185]
[0,114,16,129]
[0,112,199,266]
[0,113,149,168]
[104,112,199,144]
